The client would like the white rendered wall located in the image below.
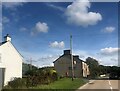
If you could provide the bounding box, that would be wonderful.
[0,41,22,85]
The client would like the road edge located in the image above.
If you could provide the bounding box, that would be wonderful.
[76,80,95,90]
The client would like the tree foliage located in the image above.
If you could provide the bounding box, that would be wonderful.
[86,57,99,78]
[86,57,120,79]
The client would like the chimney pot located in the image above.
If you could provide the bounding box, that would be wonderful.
[73,55,79,58]
[64,50,71,55]
[4,34,11,42]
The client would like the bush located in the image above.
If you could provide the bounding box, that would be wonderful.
[5,68,59,89]
[51,72,58,81]
[8,78,26,88]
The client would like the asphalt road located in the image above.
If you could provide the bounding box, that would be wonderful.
[77,80,119,91]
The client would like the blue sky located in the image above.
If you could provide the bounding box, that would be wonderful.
[2,0,118,67]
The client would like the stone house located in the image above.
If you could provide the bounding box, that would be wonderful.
[53,50,90,78]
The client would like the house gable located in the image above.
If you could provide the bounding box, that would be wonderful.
[53,50,84,64]
[53,50,89,78]
[0,41,23,85]
[0,41,23,61]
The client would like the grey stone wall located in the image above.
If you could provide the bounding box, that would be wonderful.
[54,54,83,78]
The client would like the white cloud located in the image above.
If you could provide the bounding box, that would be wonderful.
[49,41,65,49]
[65,0,102,27]
[47,4,65,12]
[19,27,27,32]
[2,16,10,23]
[2,2,24,9]
[95,47,119,66]
[37,55,59,68]
[73,49,100,62]
[102,26,115,33]
[98,57,118,66]
[110,58,117,62]
[31,22,49,36]
[73,49,118,66]
[35,22,48,33]
[22,47,118,67]
[100,47,120,56]
[21,51,59,68]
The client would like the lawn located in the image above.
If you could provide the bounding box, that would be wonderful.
[32,78,87,90]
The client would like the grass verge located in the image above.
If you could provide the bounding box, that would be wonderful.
[32,78,87,90]
[2,78,88,91]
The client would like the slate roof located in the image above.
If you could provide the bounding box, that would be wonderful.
[53,50,84,63]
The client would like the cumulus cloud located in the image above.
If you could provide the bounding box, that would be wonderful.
[49,41,65,49]
[35,22,48,33]
[2,16,10,23]
[31,22,49,36]
[65,0,102,27]
[73,49,118,66]
[102,26,115,33]
[100,47,120,56]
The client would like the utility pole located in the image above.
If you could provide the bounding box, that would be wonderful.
[26,57,33,70]
[70,34,74,81]
[29,58,32,70]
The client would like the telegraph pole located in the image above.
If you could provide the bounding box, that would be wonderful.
[70,34,74,81]
[30,58,33,70]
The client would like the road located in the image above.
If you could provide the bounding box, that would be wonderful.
[77,80,119,91]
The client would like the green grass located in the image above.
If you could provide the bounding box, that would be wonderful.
[2,78,87,91]
[32,78,87,90]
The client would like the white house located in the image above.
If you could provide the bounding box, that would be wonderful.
[0,34,23,87]
[82,61,90,77]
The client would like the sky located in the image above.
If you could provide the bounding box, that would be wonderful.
[1,0,119,67]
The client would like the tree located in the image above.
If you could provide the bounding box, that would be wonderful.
[98,65,107,75]
[86,57,99,78]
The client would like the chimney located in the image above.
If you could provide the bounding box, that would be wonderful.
[4,34,11,42]
[73,55,79,59]
[64,50,71,55]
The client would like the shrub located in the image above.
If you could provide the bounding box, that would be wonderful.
[8,78,26,88]
[5,68,59,89]
[51,72,58,81]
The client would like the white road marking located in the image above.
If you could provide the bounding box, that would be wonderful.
[108,80,113,91]
[88,80,95,84]
[78,82,89,89]
[108,80,111,85]
[78,80,95,89]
